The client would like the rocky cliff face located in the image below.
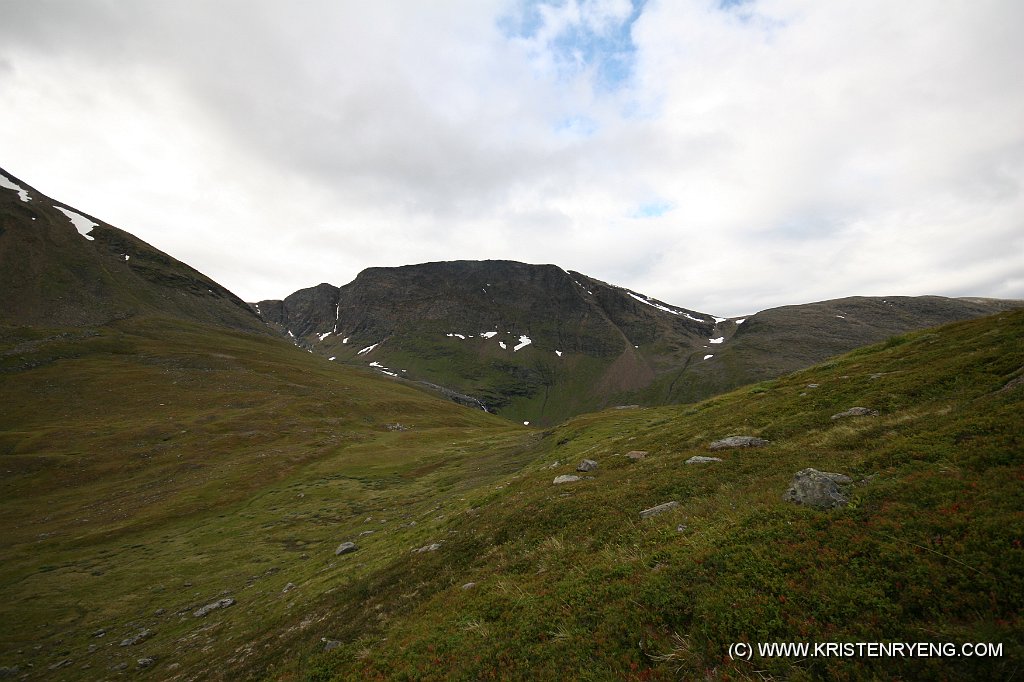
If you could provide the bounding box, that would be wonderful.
[0,166,267,334]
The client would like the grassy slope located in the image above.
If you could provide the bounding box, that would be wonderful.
[0,318,533,679]
[1,310,1021,680]
[302,310,1023,681]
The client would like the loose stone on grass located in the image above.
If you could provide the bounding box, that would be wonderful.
[553,474,581,485]
[576,459,598,472]
[119,629,153,646]
[639,501,679,519]
[708,436,769,450]
[193,598,235,618]
[783,468,853,509]
[685,456,723,464]
[831,407,879,420]
[335,542,358,555]
[625,451,648,461]
[413,543,442,553]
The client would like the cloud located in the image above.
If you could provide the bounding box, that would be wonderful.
[0,0,1021,316]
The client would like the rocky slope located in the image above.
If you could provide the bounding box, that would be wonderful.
[260,262,1020,424]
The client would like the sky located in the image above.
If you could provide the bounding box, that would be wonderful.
[1,0,1022,317]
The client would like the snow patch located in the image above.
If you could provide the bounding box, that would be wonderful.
[446,333,466,339]
[835,315,846,319]
[357,343,378,355]
[704,354,714,360]
[342,337,350,344]
[381,370,398,377]
[735,318,746,324]
[709,337,724,344]
[555,350,562,357]
[480,331,498,339]
[626,291,684,316]
[369,362,384,368]
[329,356,336,361]
[498,341,507,350]
[523,421,530,426]
[683,313,706,323]
[713,317,727,323]
[0,173,30,202]
[124,254,130,261]
[318,332,332,341]
[513,335,532,352]
[54,206,97,240]
[287,330,295,338]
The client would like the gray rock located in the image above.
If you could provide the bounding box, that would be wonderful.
[639,501,679,519]
[831,407,879,420]
[119,628,153,646]
[553,474,581,485]
[685,456,723,464]
[323,640,341,652]
[92,628,106,638]
[193,598,235,618]
[806,383,820,388]
[783,468,853,509]
[282,582,296,593]
[48,659,72,671]
[461,582,476,590]
[0,666,19,677]
[413,543,441,553]
[576,459,598,472]
[137,658,155,669]
[708,436,769,450]
[335,541,358,555]
[625,450,648,460]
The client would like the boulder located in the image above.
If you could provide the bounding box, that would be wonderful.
[708,436,769,450]
[639,501,679,519]
[685,456,723,464]
[831,407,879,420]
[553,474,581,485]
[577,459,598,472]
[625,451,648,461]
[335,542,358,555]
[783,468,852,509]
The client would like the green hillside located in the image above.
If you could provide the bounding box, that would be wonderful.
[1,309,1021,679]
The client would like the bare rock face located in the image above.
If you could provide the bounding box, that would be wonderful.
[708,436,770,450]
[831,407,879,420]
[783,468,852,509]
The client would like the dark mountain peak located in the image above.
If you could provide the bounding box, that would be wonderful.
[0,165,266,332]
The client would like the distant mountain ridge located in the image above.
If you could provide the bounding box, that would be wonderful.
[259,261,1021,424]
[0,166,266,333]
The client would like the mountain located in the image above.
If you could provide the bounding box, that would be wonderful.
[259,261,1020,424]
[0,167,265,333]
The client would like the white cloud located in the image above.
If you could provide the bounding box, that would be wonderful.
[0,0,1020,316]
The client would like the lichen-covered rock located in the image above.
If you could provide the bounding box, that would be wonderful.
[553,474,581,484]
[685,456,723,464]
[783,468,852,509]
[708,436,769,450]
[119,628,153,646]
[831,407,879,420]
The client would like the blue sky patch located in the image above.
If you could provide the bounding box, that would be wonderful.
[499,0,647,91]
[631,200,674,218]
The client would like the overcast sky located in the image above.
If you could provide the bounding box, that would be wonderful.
[1,0,1022,316]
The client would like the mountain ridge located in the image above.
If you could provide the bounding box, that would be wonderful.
[259,261,1021,424]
